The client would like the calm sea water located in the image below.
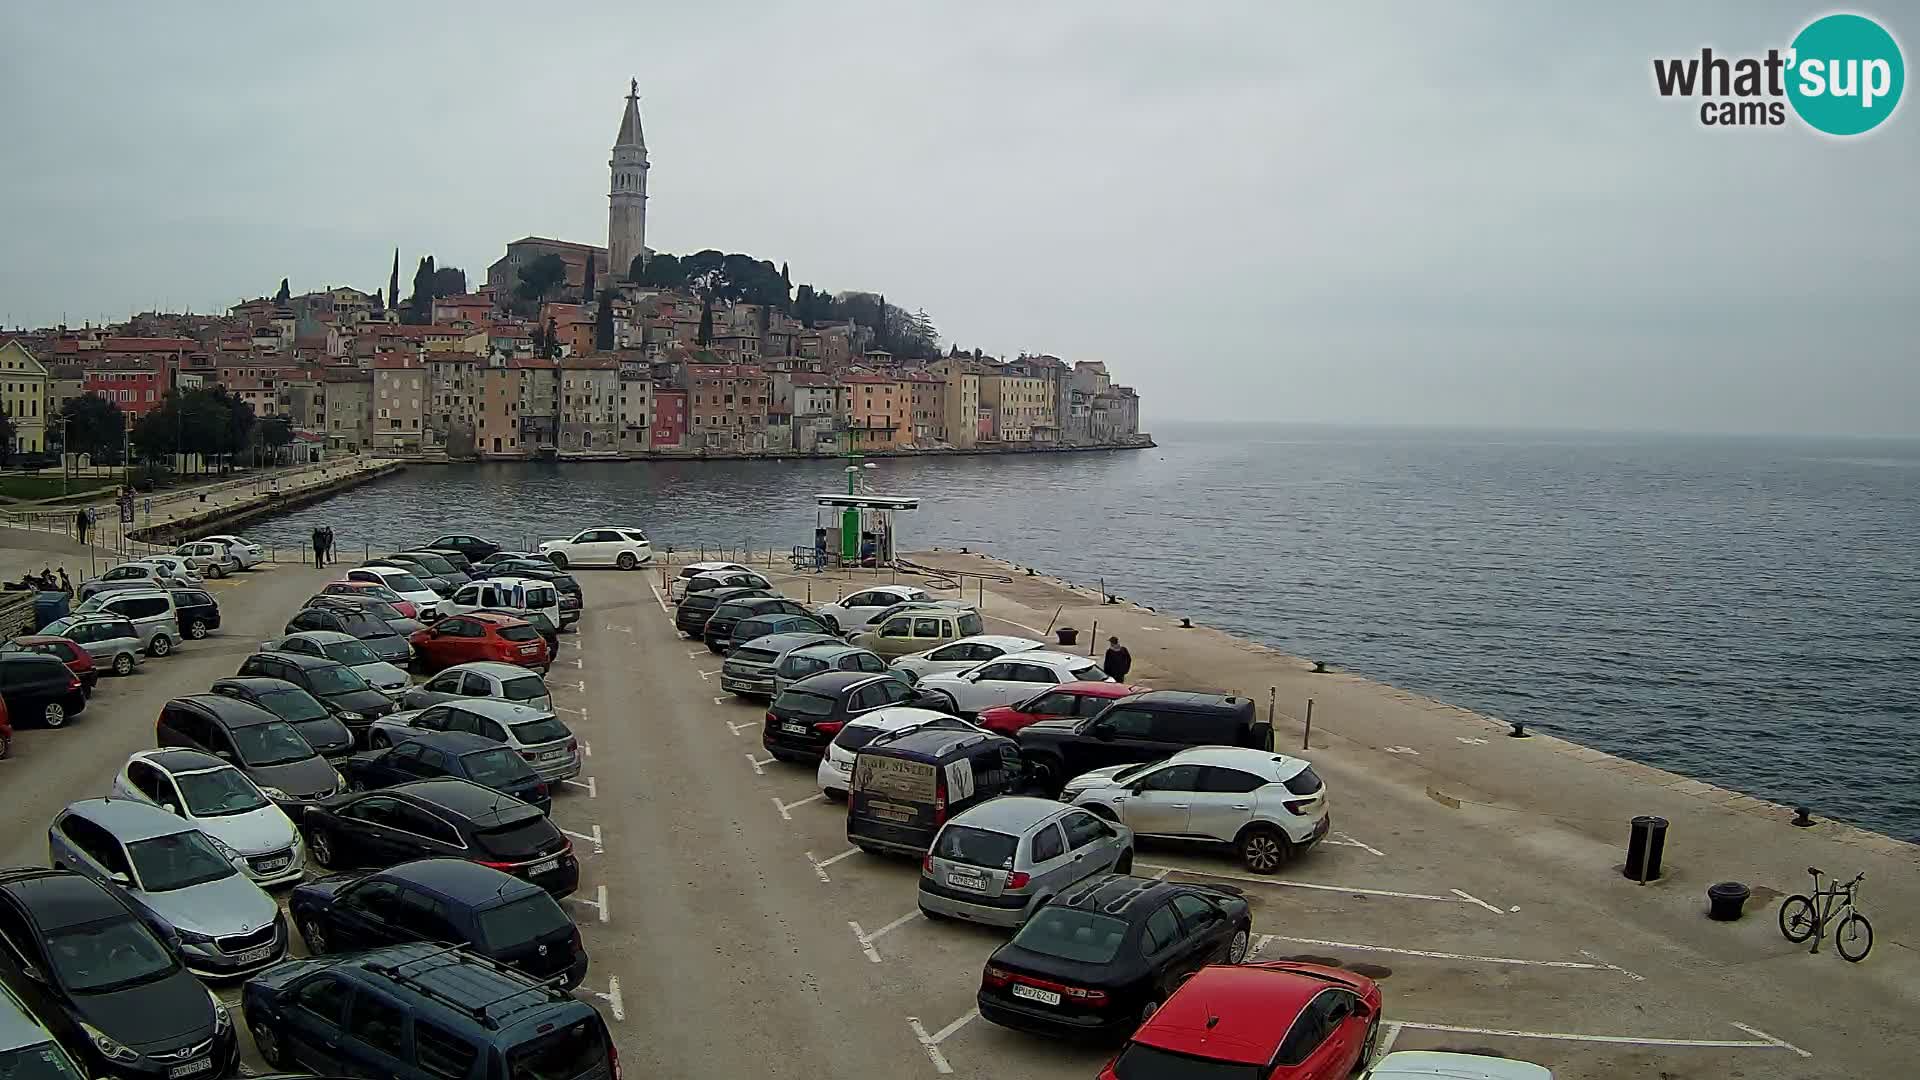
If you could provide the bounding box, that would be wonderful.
[249,424,1920,841]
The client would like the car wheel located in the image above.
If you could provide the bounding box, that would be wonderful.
[820,614,840,634]
[209,564,226,579]
[252,1019,288,1070]
[929,691,959,715]
[112,653,134,676]
[616,552,637,571]
[148,634,172,658]
[371,731,391,749]
[1227,927,1250,963]
[1357,1016,1381,1070]
[1113,849,1134,874]
[823,788,847,802]
[307,827,336,868]
[1024,754,1065,795]
[42,702,67,728]
[186,619,208,640]
[299,918,329,955]
[548,552,569,570]
[1138,998,1161,1025]
[1238,825,1292,874]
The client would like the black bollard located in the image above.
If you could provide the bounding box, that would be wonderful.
[1624,816,1669,883]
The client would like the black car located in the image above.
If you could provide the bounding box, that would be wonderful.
[210,676,355,759]
[0,868,237,1080]
[703,595,813,654]
[1016,691,1274,794]
[977,874,1253,1040]
[425,533,501,562]
[0,653,87,729]
[288,858,586,986]
[166,587,221,640]
[395,551,471,587]
[285,605,411,666]
[155,694,343,806]
[763,670,942,762]
[472,606,559,654]
[674,585,768,638]
[340,730,551,814]
[235,651,397,745]
[301,778,578,897]
[422,548,477,576]
[303,593,426,638]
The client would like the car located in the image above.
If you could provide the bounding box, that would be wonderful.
[299,778,579,896]
[233,652,398,743]
[674,585,771,637]
[165,587,220,641]
[812,585,935,634]
[1065,746,1331,873]
[536,525,651,570]
[340,730,551,814]
[0,653,87,729]
[241,942,612,1080]
[703,595,815,654]
[472,606,558,655]
[978,874,1254,1040]
[262,631,411,699]
[155,694,346,807]
[424,533,501,562]
[3,635,98,696]
[38,615,143,677]
[719,631,837,697]
[365,556,454,598]
[199,534,265,569]
[853,603,987,659]
[847,726,1026,856]
[343,566,441,620]
[978,681,1150,736]
[681,569,775,604]
[128,556,203,587]
[392,550,471,587]
[75,562,177,600]
[669,561,751,601]
[410,613,551,674]
[108,748,307,887]
[1363,1053,1553,1079]
[474,562,583,625]
[814,706,981,799]
[476,550,544,568]
[288,859,586,987]
[919,798,1134,927]
[318,578,419,620]
[172,540,240,579]
[0,868,236,1080]
[1100,962,1387,1080]
[0,975,92,1080]
[285,603,413,665]
[304,593,427,641]
[369,699,580,784]
[772,641,895,696]
[442,576,562,631]
[1018,691,1276,795]
[422,548,477,576]
[889,634,1050,680]
[729,612,836,654]
[763,671,947,762]
[915,651,1113,718]
[74,590,181,657]
[209,677,355,758]
[401,661,554,712]
[48,799,288,978]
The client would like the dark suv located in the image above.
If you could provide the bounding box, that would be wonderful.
[166,587,221,640]
[300,778,578,897]
[703,595,813,654]
[236,651,397,744]
[341,730,551,814]
[763,670,944,762]
[674,585,769,638]
[289,859,587,987]
[1016,691,1273,794]
[241,942,614,1080]
[0,653,87,730]
[286,604,412,665]
[155,694,343,806]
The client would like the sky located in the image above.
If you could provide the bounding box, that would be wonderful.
[1,1,1915,436]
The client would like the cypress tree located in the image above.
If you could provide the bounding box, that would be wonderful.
[274,278,290,304]
[389,249,400,312]
[595,291,615,351]
[583,253,597,303]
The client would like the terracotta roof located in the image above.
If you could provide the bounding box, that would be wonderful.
[373,354,421,370]
[101,337,196,351]
[687,364,768,379]
[842,374,900,385]
[559,354,618,370]
[508,236,608,255]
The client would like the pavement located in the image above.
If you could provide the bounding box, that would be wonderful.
[2,547,1913,1079]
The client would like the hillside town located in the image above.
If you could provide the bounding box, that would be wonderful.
[0,82,1145,465]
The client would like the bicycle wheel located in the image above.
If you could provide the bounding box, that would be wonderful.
[1836,912,1873,962]
[1778,895,1817,943]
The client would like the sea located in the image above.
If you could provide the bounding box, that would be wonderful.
[247,423,1920,842]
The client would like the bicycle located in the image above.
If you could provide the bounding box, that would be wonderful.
[1779,866,1872,962]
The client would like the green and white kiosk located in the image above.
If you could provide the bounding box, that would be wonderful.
[814,491,919,567]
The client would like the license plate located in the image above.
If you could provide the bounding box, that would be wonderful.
[782,722,808,735]
[168,1059,214,1079]
[529,858,559,875]
[1010,984,1061,1006]
[520,645,537,654]
[236,944,276,964]
[948,871,988,892]
[255,858,289,873]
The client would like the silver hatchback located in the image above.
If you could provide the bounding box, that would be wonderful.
[918,797,1133,928]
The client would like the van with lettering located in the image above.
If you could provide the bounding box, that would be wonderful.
[847,727,1023,856]
[443,576,562,630]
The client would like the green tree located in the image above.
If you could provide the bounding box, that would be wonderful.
[388,248,400,312]
[516,254,569,306]
[430,265,467,297]
[542,317,560,359]
[259,417,293,463]
[60,393,126,464]
[582,253,597,303]
[594,291,615,351]
[0,411,14,463]
[406,256,437,323]
[794,284,816,327]
[697,292,714,346]
[274,278,290,304]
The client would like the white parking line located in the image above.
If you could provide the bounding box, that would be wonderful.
[585,977,625,1021]
[1255,935,1637,977]
[1328,833,1385,857]
[1450,888,1506,915]
[746,753,776,775]
[1576,949,1646,981]
[603,624,634,634]
[569,884,610,924]
[1375,1022,1402,1057]
[699,669,724,680]
[771,793,826,820]
[726,719,757,736]
[1139,862,1499,912]
[847,911,918,963]
[648,583,671,615]
[561,639,581,651]
[564,777,597,798]
[687,649,709,659]
[983,614,1047,636]
[558,657,584,668]
[713,696,729,706]
[561,825,604,853]
[808,847,859,882]
[1394,1020,1809,1057]
[580,740,592,757]
[906,1009,978,1075]
[555,705,588,717]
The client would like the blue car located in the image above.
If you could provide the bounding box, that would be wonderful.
[338,731,551,813]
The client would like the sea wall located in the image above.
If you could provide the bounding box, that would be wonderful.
[385,436,1156,465]
[126,462,404,544]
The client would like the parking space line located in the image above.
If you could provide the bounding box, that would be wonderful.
[1255,935,1634,977]
[602,624,634,634]
[1139,862,1495,910]
[849,910,919,961]
[808,847,859,882]
[727,719,758,736]
[1450,888,1506,915]
[1329,833,1385,857]
[557,657,584,668]
[558,679,588,693]
[581,740,592,757]
[1394,1020,1810,1056]
[561,639,581,651]
[699,669,724,680]
[746,753,776,775]
[648,583,671,614]
[1729,1023,1812,1057]
[561,825,604,853]
[556,705,588,718]
[583,977,625,1021]
[1375,1022,1402,1058]
[772,793,826,820]
[687,649,709,659]
[569,884,610,923]
[563,776,597,798]
[1577,949,1646,981]
[906,1009,978,1075]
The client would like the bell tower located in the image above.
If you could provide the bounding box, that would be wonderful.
[608,79,649,282]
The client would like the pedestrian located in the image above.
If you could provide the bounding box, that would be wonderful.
[311,526,325,568]
[73,508,88,545]
[57,568,72,596]
[320,525,335,566]
[1103,635,1132,681]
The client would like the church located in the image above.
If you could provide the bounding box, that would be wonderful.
[484,81,650,301]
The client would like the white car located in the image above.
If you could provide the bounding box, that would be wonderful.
[889,634,1048,680]
[914,651,1110,716]
[815,706,980,799]
[109,748,305,888]
[537,526,652,570]
[202,534,266,569]
[1063,746,1330,873]
[174,541,241,578]
[670,561,751,601]
[134,554,205,585]
[1364,1052,1552,1079]
[345,565,442,620]
[812,585,933,634]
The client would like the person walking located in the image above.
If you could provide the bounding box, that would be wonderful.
[74,508,88,545]
[311,526,325,568]
[1103,636,1132,681]
[320,525,336,567]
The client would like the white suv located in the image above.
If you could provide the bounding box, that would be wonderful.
[1062,746,1330,873]
[914,651,1110,716]
[812,585,931,634]
[537,527,652,570]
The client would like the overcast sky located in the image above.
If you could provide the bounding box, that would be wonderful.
[1,2,1914,435]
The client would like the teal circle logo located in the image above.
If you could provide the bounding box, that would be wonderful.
[1786,14,1904,135]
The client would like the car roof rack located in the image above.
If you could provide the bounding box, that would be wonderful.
[361,946,562,1029]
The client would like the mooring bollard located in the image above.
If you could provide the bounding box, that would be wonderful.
[1625,815,1669,883]
[1793,806,1816,828]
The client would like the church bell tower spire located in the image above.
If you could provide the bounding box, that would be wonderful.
[608,80,650,282]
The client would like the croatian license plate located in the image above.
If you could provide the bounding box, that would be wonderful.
[529,858,559,875]
[236,945,276,964]
[948,870,987,892]
[256,857,289,872]
[168,1058,214,1079]
[782,722,808,735]
[1010,984,1061,1006]
[520,645,537,654]
[542,748,568,759]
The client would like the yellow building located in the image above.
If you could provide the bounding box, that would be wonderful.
[979,371,1051,443]
[0,340,50,454]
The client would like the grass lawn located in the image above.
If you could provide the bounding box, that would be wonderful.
[0,474,122,501]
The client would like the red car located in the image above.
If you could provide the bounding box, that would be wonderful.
[321,578,419,620]
[409,612,551,673]
[4,635,98,697]
[1099,962,1383,1080]
[976,680,1150,736]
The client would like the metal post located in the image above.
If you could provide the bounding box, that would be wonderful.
[1302,698,1314,751]
[1043,606,1062,635]
[1089,619,1098,657]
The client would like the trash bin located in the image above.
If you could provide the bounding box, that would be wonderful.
[1707,881,1751,921]
[1055,627,1079,647]
[32,591,69,632]
[1623,815,1669,882]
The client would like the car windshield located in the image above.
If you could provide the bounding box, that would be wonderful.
[406,554,456,574]
[932,825,1019,869]
[501,675,549,702]
[382,572,427,592]
[774,690,836,717]
[357,599,404,620]
[307,665,372,695]
[1110,1043,1262,1080]
[475,894,570,950]
[0,1041,89,1080]
[322,640,380,666]
[258,688,330,722]
[1113,760,1164,784]
[127,831,236,892]
[505,1017,608,1080]
[231,720,318,766]
[175,769,269,816]
[1010,906,1129,964]
[511,716,570,744]
[731,647,778,665]
[462,748,535,787]
[1284,766,1323,796]
[44,916,178,992]
[499,625,540,643]
[339,613,388,638]
[473,815,558,860]
[1070,666,1106,682]
[714,603,753,620]
[292,716,352,748]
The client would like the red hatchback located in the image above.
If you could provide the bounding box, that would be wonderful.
[5,635,99,697]
[321,578,419,619]
[1099,962,1383,1080]
[977,680,1150,736]
[410,612,551,674]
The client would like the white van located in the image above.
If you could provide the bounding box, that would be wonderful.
[443,576,562,629]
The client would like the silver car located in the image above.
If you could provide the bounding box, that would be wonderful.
[76,562,176,600]
[721,631,838,697]
[174,540,242,578]
[262,630,410,698]
[368,698,581,783]
[918,796,1134,927]
[39,614,144,676]
[48,798,288,978]
[771,641,895,697]
[76,589,182,657]
[400,661,552,712]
